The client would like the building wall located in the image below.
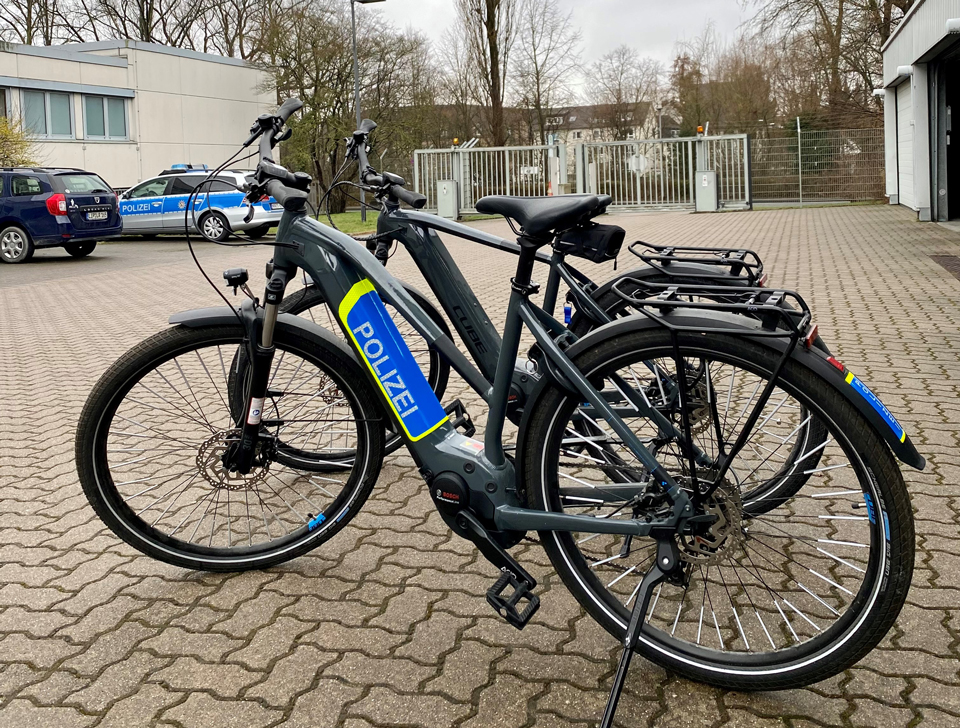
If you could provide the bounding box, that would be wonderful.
[0,41,273,188]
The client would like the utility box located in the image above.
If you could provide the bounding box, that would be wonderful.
[437,179,459,219]
[695,170,718,212]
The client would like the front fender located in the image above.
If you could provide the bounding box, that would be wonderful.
[168,306,359,365]
[563,311,924,471]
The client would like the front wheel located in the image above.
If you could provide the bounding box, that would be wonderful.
[520,328,913,690]
[0,226,34,263]
[76,324,385,571]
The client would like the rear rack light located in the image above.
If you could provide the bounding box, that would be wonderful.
[804,324,818,349]
[757,273,768,287]
[46,193,67,215]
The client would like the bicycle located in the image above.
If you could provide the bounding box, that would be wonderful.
[276,120,834,512]
[76,99,925,725]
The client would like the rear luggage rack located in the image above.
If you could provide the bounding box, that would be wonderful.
[628,241,764,285]
[610,278,812,340]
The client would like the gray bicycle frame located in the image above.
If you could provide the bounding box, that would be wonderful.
[371,204,710,465]
[268,207,690,536]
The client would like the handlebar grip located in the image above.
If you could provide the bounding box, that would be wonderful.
[389,185,427,209]
[266,179,308,213]
[276,98,303,123]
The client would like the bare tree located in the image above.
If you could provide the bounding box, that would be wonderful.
[747,0,915,124]
[586,45,661,141]
[0,0,59,45]
[513,0,581,145]
[454,0,517,146]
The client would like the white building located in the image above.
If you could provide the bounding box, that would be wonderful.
[0,40,274,189]
[882,1,960,221]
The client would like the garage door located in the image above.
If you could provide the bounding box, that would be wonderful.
[897,81,916,209]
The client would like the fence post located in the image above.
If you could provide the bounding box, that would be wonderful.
[796,116,803,208]
[688,140,696,203]
[413,151,421,196]
[574,144,585,193]
[744,134,753,210]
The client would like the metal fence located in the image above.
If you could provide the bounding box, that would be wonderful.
[751,128,885,202]
[576,135,751,210]
[414,144,555,213]
[411,127,883,213]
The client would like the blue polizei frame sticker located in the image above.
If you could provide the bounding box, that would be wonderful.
[339,280,447,442]
[844,371,906,443]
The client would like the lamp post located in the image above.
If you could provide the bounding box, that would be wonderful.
[655,104,663,139]
[351,0,385,221]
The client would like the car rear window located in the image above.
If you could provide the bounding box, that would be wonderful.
[53,174,113,194]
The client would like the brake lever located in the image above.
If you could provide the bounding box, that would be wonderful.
[243,205,255,224]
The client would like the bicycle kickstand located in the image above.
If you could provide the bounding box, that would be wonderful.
[599,539,681,728]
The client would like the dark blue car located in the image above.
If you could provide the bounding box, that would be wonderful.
[0,168,123,264]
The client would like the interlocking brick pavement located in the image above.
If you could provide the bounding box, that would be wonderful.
[1,204,959,727]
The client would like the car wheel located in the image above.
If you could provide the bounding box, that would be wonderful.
[246,224,273,240]
[0,226,34,264]
[65,241,97,258]
[199,212,231,242]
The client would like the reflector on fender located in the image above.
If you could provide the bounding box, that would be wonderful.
[826,356,844,372]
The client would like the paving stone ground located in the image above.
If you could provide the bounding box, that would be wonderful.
[1,204,959,727]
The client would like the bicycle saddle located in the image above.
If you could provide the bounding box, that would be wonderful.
[476,194,602,236]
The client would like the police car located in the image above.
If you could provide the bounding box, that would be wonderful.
[118,166,282,241]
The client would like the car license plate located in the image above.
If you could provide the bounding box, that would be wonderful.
[270,202,283,211]
[86,211,108,221]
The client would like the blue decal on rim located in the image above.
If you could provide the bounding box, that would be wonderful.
[862,493,876,524]
[308,513,326,530]
[844,371,906,443]
[339,280,447,442]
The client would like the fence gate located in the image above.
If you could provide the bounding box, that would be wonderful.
[413,134,752,213]
[576,134,751,210]
[414,144,557,214]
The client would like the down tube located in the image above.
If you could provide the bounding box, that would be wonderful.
[337,279,448,441]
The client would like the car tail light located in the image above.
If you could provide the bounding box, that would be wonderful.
[46,193,67,215]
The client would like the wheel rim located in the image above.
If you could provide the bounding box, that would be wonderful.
[202,216,224,240]
[96,337,369,557]
[540,344,888,672]
[1,231,25,260]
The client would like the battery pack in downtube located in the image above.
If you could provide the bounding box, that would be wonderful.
[338,279,446,441]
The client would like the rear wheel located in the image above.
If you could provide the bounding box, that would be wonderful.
[521,328,913,690]
[570,270,829,511]
[246,224,273,240]
[0,226,34,263]
[75,324,385,571]
[200,212,231,242]
[65,241,97,258]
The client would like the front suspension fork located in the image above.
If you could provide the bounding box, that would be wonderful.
[231,265,293,473]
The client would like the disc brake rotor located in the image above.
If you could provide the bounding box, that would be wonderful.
[677,482,743,566]
[196,430,269,491]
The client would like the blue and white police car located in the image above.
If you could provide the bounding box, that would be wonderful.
[118,166,282,241]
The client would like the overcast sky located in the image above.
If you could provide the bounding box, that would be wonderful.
[374,0,756,70]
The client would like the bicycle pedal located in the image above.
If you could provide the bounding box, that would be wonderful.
[486,570,540,630]
[444,399,476,437]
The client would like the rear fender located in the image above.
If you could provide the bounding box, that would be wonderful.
[560,311,924,470]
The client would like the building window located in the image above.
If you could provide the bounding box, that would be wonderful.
[83,95,127,140]
[22,90,72,138]
[593,129,601,139]
[572,130,583,140]
[546,116,563,126]
[0,89,8,118]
